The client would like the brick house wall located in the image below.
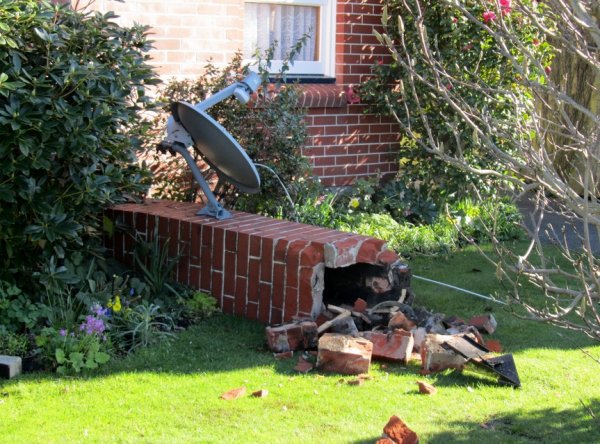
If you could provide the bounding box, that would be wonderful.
[88,0,400,187]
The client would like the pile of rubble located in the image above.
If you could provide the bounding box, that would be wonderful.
[265,293,520,387]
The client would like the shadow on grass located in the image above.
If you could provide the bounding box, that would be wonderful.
[346,400,600,444]
[3,311,598,387]
[426,398,600,443]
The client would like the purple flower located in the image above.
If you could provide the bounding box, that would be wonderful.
[92,304,108,317]
[59,328,67,337]
[80,315,106,336]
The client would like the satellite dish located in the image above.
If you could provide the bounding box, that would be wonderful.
[159,72,262,219]
[174,102,260,194]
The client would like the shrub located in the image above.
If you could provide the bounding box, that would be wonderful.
[0,331,29,356]
[0,1,158,290]
[360,0,551,202]
[178,290,219,325]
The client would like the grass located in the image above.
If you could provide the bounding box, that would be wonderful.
[1,244,599,443]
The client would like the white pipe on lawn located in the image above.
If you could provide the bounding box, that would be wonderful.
[413,274,508,306]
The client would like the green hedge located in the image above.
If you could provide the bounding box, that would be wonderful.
[0,1,158,288]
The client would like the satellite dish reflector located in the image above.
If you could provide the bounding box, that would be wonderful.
[174,102,260,194]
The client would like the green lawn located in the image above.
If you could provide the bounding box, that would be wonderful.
[1,244,599,443]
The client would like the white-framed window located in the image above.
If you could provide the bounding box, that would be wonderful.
[243,0,335,78]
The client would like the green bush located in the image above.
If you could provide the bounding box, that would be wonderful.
[0,1,158,289]
[179,291,219,325]
[332,196,523,257]
[360,0,552,202]
[0,331,29,356]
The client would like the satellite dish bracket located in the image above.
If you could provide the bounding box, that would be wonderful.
[170,142,232,220]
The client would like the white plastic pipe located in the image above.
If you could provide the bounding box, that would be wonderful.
[413,274,508,306]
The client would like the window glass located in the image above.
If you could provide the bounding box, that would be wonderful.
[244,0,334,77]
[244,3,319,61]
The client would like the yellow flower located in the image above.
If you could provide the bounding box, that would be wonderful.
[112,295,122,312]
[349,198,360,209]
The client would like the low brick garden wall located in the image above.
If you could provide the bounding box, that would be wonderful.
[105,199,406,324]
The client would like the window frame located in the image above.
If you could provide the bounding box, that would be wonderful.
[243,0,336,78]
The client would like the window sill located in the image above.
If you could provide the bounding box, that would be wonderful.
[269,75,336,84]
[295,83,347,108]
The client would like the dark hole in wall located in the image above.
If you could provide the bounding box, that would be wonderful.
[322,262,411,308]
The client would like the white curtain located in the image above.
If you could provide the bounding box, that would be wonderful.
[244,3,318,61]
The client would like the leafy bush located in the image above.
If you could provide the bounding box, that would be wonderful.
[0,281,47,333]
[178,290,219,325]
[0,331,29,356]
[0,1,158,290]
[360,0,552,201]
[332,195,523,257]
[449,197,525,243]
[336,176,438,225]
[337,213,459,257]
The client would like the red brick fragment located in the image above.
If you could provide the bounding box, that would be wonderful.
[360,330,414,363]
[421,334,468,372]
[382,415,419,444]
[376,439,396,444]
[347,378,364,386]
[265,321,318,353]
[353,297,368,313]
[251,389,269,398]
[485,339,503,353]
[220,387,246,400]
[294,356,314,373]
[317,333,373,375]
[468,314,497,334]
[388,312,417,331]
[416,380,437,395]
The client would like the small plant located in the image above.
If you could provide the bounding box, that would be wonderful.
[36,307,111,374]
[0,281,47,333]
[110,302,176,354]
[179,291,219,325]
[0,331,29,356]
[134,229,179,300]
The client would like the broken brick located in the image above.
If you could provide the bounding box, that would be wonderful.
[251,389,269,398]
[375,439,396,444]
[274,351,294,360]
[416,380,437,395]
[485,339,503,353]
[294,356,314,373]
[421,334,468,372]
[265,321,318,353]
[347,378,364,386]
[411,327,428,352]
[468,314,497,335]
[360,330,414,363]
[382,415,419,444]
[353,297,368,313]
[220,387,246,400]
[316,333,373,375]
[388,312,417,331]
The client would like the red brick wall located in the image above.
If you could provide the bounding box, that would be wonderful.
[106,200,401,324]
[86,0,400,187]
